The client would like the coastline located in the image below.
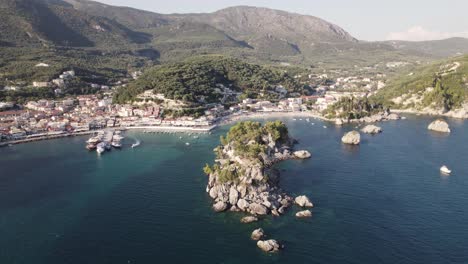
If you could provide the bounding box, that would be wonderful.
[0,130,99,147]
[391,109,468,119]
[217,111,334,126]
[0,111,329,147]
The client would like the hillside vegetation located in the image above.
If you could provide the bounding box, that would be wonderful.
[374,55,468,111]
[113,56,305,104]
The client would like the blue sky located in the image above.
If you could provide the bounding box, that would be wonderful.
[97,0,468,41]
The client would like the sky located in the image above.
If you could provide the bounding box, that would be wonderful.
[97,0,468,41]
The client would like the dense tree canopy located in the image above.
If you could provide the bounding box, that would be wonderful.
[113,56,304,104]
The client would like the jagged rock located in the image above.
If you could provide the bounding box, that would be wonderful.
[271,209,280,216]
[230,205,241,212]
[251,228,265,240]
[295,195,313,207]
[229,187,239,205]
[237,185,247,198]
[240,216,258,223]
[237,199,249,211]
[262,200,272,209]
[213,201,228,212]
[341,131,361,145]
[361,125,382,134]
[249,203,268,215]
[428,119,451,133]
[257,240,281,253]
[296,210,312,218]
[293,150,311,159]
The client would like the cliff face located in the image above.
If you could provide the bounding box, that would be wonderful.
[204,121,310,216]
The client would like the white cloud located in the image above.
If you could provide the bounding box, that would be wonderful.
[386,26,468,41]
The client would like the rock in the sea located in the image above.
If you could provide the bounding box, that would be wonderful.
[293,150,311,159]
[428,119,451,133]
[229,186,239,206]
[212,201,228,212]
[251,228,265,240]
[257,239,281,253]
[249,203,268,215]
[237,199,249,211]
[296,210,312,218]
[240,216,258,223]
[341,131,361,145]
[361,125,382,134]
[295,195,313,208]
[335,118,344,126]
[386,113,400,120]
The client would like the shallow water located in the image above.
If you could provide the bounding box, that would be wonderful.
[0,115,467,264]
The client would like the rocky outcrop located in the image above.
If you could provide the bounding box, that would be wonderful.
[355,112,400,123]
[361,125,382,134]
[251,228,265,240]
[205,121,305,217]
[293,150,311,159]
[428,119,451,133]
[296,210,312,218]
[240,216,258,223]
[249,203,268,216]
[257,239,282,253]
[213,201,228,212]
[341,131,361,145]
[295,195,314,207]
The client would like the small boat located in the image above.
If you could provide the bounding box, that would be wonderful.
[185,142,190,146]
[323,126,327,128]
[96,142,106,155]
[193,136,199,139]
[440,165,451,174]
[105,142,112,151]
[311,123,315,125]
[306,118,310,122]
[293,119,297,121]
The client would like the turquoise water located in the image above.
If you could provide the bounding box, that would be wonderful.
[1,116,467,264]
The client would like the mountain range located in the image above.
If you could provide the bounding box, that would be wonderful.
[2,0,468,87]
[2,0,468,60]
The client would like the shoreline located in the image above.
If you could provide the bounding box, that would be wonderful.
[0,112,328,147]
[5,109,457,147]
[0,125,216,147]
[391,109,468,119]
[217,111,334,126]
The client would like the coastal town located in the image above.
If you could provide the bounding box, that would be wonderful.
[0,65,395,146]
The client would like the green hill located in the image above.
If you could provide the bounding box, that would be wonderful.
[113,55,305,104]
[374,55,468,111]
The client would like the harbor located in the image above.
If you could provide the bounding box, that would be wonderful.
[86,129,125,154]
[0,125,217,148]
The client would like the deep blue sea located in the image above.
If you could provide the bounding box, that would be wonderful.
[0,115,467,264]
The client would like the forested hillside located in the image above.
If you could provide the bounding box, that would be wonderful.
[113,56,306,104]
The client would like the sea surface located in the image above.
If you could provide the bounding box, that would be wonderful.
[0,115,467,264]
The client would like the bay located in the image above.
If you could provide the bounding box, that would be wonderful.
[0,115,467,264]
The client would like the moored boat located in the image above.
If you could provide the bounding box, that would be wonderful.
[440,165,452,174]
[96,142,106,155]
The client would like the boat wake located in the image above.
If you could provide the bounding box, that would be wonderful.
[131,138,141,148]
